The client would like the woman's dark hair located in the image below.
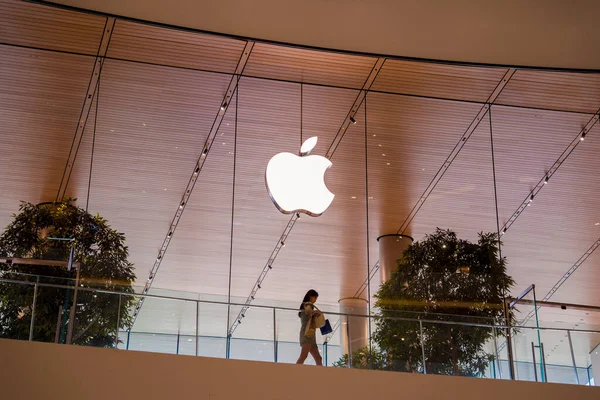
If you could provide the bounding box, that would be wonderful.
[298,289,319,317]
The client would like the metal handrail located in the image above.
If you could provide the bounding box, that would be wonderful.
[1,276,599,334]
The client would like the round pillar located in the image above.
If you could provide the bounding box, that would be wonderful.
[377,234,414,283]
[338,297,369,360]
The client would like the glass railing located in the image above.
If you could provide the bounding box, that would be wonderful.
[0,276,596,385]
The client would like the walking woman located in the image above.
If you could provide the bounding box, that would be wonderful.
[296,289,323,365]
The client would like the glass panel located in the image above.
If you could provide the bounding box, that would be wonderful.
[128,332,177,354]
[71,290,122,348]
[197,297,227,358]
[229,305,274,362]
[421,321,495,378]
[511,326,540,381]
[0,279,35,341]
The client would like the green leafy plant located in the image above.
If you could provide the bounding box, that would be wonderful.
[0,200,136,346]
[337,229,513,376]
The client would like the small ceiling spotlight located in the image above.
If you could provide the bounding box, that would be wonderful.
[580,131,587,141]
[501,228,507,235]
[349,116,357,125]
[157,254,162,261]
[544,176,549,184]
[220,102,228,111]
[268,264,272,270]
[257,284,261,289]
[281,241,286,247]
[194,167,200,176]
[530,194,535,202]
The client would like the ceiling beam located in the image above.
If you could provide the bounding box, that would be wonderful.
[56,17,116,201]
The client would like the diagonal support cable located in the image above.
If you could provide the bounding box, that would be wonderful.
[517,237,600,327]
[326,69,517,342]
[130,42,255,323]
[500,110,600,236]
[56,17,116,201]
[228,58,386,336]
[397,68,517,235]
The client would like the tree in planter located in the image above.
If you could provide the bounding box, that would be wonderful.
[0,200,136,346]
[336,229,513,376]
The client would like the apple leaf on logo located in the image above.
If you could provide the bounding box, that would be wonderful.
[300,136,318,156]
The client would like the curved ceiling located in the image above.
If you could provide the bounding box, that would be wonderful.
[1,0,600,365]
[43,0,600,70]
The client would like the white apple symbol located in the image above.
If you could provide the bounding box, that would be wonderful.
[266,137,335,217]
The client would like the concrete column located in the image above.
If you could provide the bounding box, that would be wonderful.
[377,234,414,283]
[338,297,368,358]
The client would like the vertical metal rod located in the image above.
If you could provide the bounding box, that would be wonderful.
[226,334,231,359]
[324,341,328,367]
[504,298,516,379]
[115,293,121,348]
[540,342,548,382]
[67,265,81,344]
[419,320,427,374]
[532,284,545,382]
[273,308,277,363]
[195,301,199,356]
[492,327,502,379]
[531,342,539,382]
[126,329,131,350]
[55,305,63,343]
[567,330,580,384]
[29,277,39,341]
[176,331,180,355]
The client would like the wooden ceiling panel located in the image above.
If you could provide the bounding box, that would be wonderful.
[496,69,600,113]
[0,0,105,55]
[491,106,594,225]
[108,20,247,74]
[64,59,231,279]
[226,83,360,306]
[149,97,237,296]
[406,122,498,243]
[0,45,93,229]
[365,92,484,249]
[501,124,600,301]
[243,43,376,89]
[228,77,306,299]
[371,59,507,102]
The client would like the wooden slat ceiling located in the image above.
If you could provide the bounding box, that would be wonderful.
[243,43,377,89]
[0,45,93,229]
[371,59,508,102]
[64,59,232,277]
[497,69,600,114]
[0,0,105,55]
[108,20,247,74]
[2,0,600,348]
[501,124,600,304]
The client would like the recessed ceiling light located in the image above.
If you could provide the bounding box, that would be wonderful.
[386,163,390,166]
[595,222,600,226]
[351,196,356,199]
[187,339,193,342]
[382,154,386,157]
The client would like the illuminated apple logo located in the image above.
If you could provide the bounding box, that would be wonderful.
[266,137,334,217]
